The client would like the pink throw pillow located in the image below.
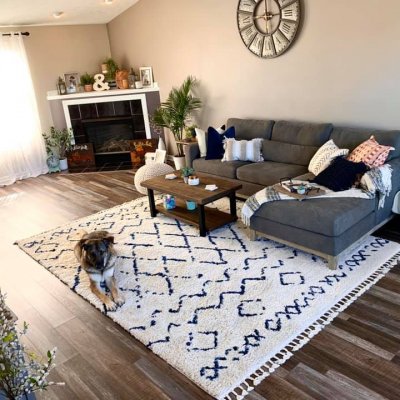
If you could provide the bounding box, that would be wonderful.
[347,135,394,168]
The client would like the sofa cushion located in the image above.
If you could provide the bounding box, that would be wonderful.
[330,127,400,161]
[253,197,376,237]
[236,161,308,186]
[262,140,318,166]
[226,118,274,140]
[193,158,250,179]
[271,121,333,146]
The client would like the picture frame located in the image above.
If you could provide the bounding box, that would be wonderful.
[154,149,167,164]
[139,67,153,87]
[64,72,80,94]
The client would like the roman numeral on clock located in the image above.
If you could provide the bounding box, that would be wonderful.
[238,0,256,13]
[238,12,253,30]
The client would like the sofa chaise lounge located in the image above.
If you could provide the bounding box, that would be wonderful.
[184,118,400,268]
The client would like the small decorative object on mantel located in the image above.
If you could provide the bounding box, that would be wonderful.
[64,72,80,94]
[56,76,67,95]
[80,72,95,92]
[116,69,129,89]
[102,57,119,88]
[139,66,153,87]
[93,73,110,91]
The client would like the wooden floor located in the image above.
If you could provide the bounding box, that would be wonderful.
[1,171,399,400]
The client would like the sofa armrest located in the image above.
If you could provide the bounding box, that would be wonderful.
[184,142,200,168]
[388,157,400,193]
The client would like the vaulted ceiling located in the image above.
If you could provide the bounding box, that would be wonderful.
[0,0,139,27]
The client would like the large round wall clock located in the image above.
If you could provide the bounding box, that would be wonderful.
[237,0,301,58]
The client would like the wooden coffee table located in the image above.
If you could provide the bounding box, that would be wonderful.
[141,172,242,236]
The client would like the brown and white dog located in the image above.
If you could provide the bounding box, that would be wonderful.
[74,230,124,311]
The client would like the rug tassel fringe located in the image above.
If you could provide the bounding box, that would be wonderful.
[221,251,400,400]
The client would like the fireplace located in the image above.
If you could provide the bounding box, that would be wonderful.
[83,116,145,154]
[62,93,156,166]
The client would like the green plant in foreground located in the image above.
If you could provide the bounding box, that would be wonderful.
[181,166,195,177]
[0,290,63,399]
[42,127,73,159]
[152,76,202,157]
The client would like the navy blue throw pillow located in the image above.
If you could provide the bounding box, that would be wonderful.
[312,157,368,191]
[205,126,235,160]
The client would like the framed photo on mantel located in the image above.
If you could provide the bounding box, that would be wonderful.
[64,72,80,94]
[139,67,153,87]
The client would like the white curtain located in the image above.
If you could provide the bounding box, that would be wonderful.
[0,33,48,186]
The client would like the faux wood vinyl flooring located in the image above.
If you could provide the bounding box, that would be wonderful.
[0,171,399,400]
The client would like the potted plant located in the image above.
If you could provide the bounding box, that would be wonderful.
[80,73,94,92]
[0,290,62,399]
[102,58,119,87]
[181,166,194,183]
[42,127,74,171]
[152,76,202,170]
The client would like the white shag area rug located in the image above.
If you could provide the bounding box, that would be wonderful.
[16,196,400,399]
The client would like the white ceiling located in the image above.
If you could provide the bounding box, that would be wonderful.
[0,0,139,27]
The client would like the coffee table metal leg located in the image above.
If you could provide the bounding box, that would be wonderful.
[198,205,207,237]
[147,189,157,217]
[229,193,237,218]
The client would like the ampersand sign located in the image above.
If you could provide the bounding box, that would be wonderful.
[93,74,110,91]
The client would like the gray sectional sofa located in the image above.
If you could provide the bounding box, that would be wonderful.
[184,118,400,268]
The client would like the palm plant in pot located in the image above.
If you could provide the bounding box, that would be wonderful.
[42,127,73,171]
[0,290,62,399]
[152,76,202,170]
[80,73,95,92]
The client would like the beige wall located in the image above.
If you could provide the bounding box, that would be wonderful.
[1,25,111,132]
[107,0,400,131]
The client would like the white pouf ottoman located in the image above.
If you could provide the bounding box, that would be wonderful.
[134,163,175,195]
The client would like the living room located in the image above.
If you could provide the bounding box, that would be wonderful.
[1,1,400,399]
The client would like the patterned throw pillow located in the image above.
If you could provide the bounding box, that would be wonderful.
[347,135,394,168]
[308,139,349,176]
[222,138,264,162]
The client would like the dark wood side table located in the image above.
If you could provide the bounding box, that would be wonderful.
[141,173,242,236]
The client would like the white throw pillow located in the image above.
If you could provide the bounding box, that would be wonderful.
[308,139,349,176]
[222,138,264,162]
[195,125,227,158]
[195,128,207,157]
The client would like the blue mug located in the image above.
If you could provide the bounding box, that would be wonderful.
[186,200,197,210]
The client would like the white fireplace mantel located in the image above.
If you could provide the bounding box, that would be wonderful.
[47,86,161,143]
[46,85,160,101]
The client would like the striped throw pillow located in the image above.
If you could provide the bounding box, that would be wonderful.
[308,140,349,176]
[222,138,264,162]
[347,135,394,168]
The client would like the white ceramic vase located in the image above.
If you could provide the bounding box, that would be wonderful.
[173,156,186,170]
[158,137,166,151]
[59,158,69,171]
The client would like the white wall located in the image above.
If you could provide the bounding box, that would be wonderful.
[107,0,400,130]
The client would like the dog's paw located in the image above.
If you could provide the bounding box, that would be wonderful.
[104,300,117,311]
[113,295,125,307]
